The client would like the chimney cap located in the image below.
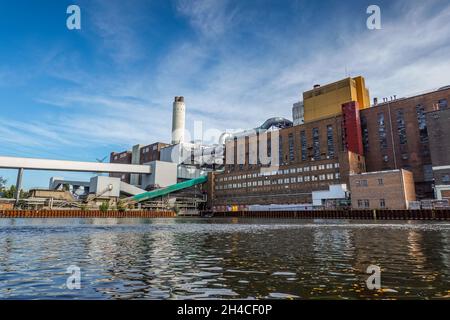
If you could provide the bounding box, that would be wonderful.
[313,84,321,89]
[174,96,184,102]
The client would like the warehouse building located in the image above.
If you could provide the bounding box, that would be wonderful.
[349,169,416,210]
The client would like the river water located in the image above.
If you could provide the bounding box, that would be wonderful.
[0,218,449,300]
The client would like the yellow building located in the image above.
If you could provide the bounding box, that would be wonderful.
[303,76,370,123]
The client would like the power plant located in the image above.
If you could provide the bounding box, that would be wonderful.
[1,77,450,213]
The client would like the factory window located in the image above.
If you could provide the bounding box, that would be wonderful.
[416,104,429,144]
[290,168,296,174]
[326,164,333,169]
[335,163,340,168]
[383,155,389,163]
[300,130,307,161]
[358,200,370,208]
[279,136,283,165]
[288,133,295,162]
[312,127,321,160]
[319,175,326,181]
[439,99,448,110]
[304,176,311,182]
[298,176,303,182]
[380,199,386,208]
[327,125,335,159]
[284,178,290,184]
[378,113,388,150]
[356,180,368,187]
[443,175,450,183]
[311,165,317,171]
[396,109,407,145]
[318,165,325,170]
[297,167,303,173]
[267,138,272,159]
[327,173,334,180]
[335,173,340,179]
[361,115,369,152]
[312,175,318,181]
[304,166,310,172]
[378,178,384,185]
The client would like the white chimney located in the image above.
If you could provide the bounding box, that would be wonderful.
[172,96,186,145]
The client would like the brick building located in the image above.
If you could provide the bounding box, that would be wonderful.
[426,107,450,201]
[212,111,366,210]
[359,86,450,199]
[109,150,132,183]
[140,142,169,164]
[110,142,168,185]
[349,169,416,210]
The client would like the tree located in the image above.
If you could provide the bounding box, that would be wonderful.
[0,176,6,191]
[3,185,16,198]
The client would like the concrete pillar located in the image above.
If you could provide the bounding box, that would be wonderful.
[15,168,24,206]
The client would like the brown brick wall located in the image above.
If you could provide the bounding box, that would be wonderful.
[140,142,169,164]
[214,115,364,207]
[350,169,415,210]
[360,87,450,199]
[109,151,132,183]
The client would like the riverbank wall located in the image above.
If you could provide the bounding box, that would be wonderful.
[0,210,176,218]
[211,209,450,220]
[1,209,450,220]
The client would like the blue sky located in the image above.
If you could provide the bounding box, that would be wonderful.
[1,0,450,189]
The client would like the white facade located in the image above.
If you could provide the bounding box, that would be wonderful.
[141,161,178,189]
[312,184,348,206]
[90,176,121,198]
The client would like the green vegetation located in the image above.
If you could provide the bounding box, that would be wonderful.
[99,201,109,213]
[116,200,127,213]
[0,185,29,199]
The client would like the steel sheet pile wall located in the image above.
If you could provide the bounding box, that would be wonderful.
[0,210,176,218]
[211,210,450,220]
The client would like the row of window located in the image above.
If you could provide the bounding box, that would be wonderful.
[216,173,341,190]
[354,178,384,187]
[357,199,386,208]
[367,103,440,153]
[218,163,340,182]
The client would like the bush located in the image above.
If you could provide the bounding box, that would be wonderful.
[116,200,127,213]
[99,201,109,213]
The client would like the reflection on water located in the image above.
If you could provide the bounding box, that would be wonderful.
[0,218,449,299]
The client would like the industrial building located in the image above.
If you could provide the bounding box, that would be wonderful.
[209,77,450,211]
[1,76,449,212]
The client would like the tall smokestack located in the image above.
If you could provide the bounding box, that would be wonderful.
[172,96,186,145]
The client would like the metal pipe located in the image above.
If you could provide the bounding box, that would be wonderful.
[15,168,24,206]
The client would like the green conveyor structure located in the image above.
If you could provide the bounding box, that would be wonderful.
[130,175,208,203]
